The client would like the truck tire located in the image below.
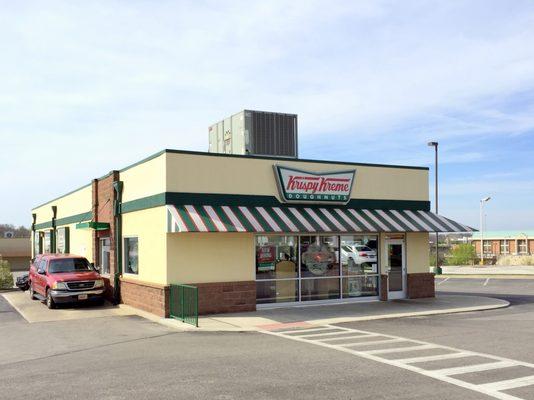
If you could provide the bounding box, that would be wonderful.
[46,289,56,309]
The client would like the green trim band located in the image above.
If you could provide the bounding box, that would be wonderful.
[121,193,166,213]
[35,211,93,230]
[76,221,110,231]
[120,192,430,213]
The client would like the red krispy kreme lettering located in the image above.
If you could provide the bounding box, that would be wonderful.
[286,175,349,194]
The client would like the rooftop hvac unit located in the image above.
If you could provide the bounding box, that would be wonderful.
[209,110,298,158]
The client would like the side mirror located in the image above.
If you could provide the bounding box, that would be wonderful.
[38,269,46,275]
[91,263,100,273]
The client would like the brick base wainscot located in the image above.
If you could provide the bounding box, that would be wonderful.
[194,281,256,315]
[120,277,170,318]
[407,272,435,299]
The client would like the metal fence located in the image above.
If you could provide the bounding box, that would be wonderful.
[169,284,198,327]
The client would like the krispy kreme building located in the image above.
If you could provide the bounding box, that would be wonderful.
[31,149,473,317]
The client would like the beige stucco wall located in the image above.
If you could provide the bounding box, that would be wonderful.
[32,184,92,224]
[406,232,430,273]
[33,223,94,262]
[122,206,167,284]
[121,153,166,203]
[166,152,429,201]
[378,233,429,275]
[167,233,255,284]
[65,223,94,262]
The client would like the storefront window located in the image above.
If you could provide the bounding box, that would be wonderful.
[256,236,298,280]
[342,276,379,298]
[340,235,378,276]
[256,280,298,304]
[255,234,380,305]
[124,237,139,274]
[299,236,339,278]
[256,236,298,304]
[301,278,340,301]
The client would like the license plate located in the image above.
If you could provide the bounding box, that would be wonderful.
[78,294,88,300]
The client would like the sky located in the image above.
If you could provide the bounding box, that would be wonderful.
[1,0,534,230]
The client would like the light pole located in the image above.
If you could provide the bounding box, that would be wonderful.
[427,142,440,274]
[480,196,491,265]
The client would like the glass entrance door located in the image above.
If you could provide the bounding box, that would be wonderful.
[386,240,406,299]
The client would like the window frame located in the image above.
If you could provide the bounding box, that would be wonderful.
[123,236,139,276]
[255,233,381,305]
[500,240,509,255]
[518,239,528,255]
[483,240,492,255]
[99,237,111,276]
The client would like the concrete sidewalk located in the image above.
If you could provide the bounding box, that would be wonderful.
[156,294,509,332]
[441,265,534,275]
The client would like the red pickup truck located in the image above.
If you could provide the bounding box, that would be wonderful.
[28,254,105,309]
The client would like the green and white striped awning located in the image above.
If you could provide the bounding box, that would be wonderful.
[166,205,474,233]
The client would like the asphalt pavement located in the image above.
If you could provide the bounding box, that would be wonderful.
[1,278,534,400]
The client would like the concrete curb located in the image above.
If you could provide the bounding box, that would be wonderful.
[126,297,510,333]
[298,301,510,327]
[438,274,534,279]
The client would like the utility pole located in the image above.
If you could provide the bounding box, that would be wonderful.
[428,142,440,274]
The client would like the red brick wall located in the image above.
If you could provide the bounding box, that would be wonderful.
[492,241,500,255]
[92,171,119,301]
[473,240,481,255]
[379,275,388,301]
[194,281,256,315]
[120,278,170,318]
[407,273,435,299]
[529,240,534,254]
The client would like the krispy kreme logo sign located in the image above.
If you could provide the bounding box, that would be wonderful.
[275,165,355,204]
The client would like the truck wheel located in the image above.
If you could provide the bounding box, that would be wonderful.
[46,289,56,309]
[29,282,37,300]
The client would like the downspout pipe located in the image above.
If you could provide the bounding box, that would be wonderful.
[31,213,36,258]
[51,206,57,253]
[113,181,123,305]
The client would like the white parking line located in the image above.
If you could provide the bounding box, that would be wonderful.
[484,278,491,286]
[434,361,516,376]
[363,344,438,355]
[317,334,376,342]
[479,375,534,392]
[262,325,534,400]
[437,277,450,285]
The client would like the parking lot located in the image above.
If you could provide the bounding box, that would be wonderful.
[2,277,534,399]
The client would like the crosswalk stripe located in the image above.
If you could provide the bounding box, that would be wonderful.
[478,375,534,392]
[317,334,377,342]
[262,325,534,400]
[395,352,473,364]
[433,361,517,376]
[292,330,353,338]
[363,344,438,355]
[279,327,335,334]
[340,338,405,347]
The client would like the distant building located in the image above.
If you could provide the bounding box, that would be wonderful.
[0,238,31,271]
[469,231,534,257]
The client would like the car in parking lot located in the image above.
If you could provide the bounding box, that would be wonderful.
[28,254,105,309]
[341,244,378,273]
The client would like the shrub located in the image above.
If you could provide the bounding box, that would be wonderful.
[446,244,476,266]
[496,255,534,266]
[0,258,14,289]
